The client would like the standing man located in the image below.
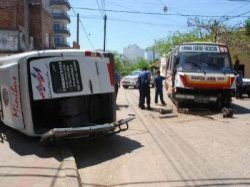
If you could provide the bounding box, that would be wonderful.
[234,59,240,74]
[114,71,121,100]
[154,70,166,105]
[235,71,243,99]
[138,67,151,110]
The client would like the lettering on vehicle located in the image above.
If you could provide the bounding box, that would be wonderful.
[31,67,46,99]
[10,76,20,118]
[190,76,225,81]
[180,45,220,53]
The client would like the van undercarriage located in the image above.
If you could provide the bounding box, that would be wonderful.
[31,93,116,134]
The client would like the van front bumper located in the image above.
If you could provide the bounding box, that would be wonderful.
[40,116,135,142]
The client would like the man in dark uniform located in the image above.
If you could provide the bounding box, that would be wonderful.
[138,67,151,110]
[154,70,166,105]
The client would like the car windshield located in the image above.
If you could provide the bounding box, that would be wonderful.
[177,52,233,74]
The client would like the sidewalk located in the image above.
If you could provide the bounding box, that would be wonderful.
[0,126,80,187]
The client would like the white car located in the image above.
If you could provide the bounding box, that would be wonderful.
[121,70,154,89]
[243,78,250,97]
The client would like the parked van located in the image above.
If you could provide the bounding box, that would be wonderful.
[161,42,235,110]
[0,50,133,142]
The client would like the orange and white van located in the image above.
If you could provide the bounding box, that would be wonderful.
[161,42,235,110]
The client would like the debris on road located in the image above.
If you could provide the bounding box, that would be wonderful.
[222,107,234,118]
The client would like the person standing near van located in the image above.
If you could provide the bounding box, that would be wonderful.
[154,70,166,105]
[138,67,151,110]
[114,71,121,100]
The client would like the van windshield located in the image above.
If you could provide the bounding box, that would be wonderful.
[177,52,233,74]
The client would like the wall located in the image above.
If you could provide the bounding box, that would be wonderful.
[0,0,23,30]
[231,51,250,78]
[0,30,24,52]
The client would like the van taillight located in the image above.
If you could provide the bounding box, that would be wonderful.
[107,63,114,86]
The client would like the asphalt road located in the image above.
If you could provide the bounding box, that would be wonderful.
[71,87,250,187]
[0,126,66,187]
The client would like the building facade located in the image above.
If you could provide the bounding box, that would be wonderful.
[123,44,145,63]
[0,0,54,54]
[50,0,71,48]
[146,50,160,62]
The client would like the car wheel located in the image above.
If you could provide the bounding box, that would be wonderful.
[123,85,129,89]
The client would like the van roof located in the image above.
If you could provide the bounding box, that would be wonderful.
[182,42,226,46]
[0,49,105,66]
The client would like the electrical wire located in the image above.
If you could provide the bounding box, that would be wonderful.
[72,7,250,18]
[95,0,104,16]
[70,7,95,49]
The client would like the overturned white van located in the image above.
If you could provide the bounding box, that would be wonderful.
[0,50,133,142]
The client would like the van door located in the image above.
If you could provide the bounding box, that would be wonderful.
[29,56,114,101]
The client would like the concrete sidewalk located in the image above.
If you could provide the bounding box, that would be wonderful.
[0,127,80,187]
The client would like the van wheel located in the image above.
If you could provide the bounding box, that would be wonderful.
[123,85,129,89]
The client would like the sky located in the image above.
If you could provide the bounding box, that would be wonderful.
[67,0,250,53]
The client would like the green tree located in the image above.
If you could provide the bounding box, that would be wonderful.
[151,30,208,55]
[246,18,250,35]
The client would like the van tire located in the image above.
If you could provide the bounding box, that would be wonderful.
[123,85,129,89]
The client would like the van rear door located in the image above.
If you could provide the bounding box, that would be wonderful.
[29,56,114,100]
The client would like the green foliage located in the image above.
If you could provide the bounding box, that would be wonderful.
[246,18,250,35]
[152,30,209,55]
[133,58,149,70]
[150,17,250,55]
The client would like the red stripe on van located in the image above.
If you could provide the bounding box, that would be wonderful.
[85,51,92,56]
[107,63,114,86]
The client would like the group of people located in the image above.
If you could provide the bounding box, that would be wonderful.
[114,67,166,110]
[138,67,166,110]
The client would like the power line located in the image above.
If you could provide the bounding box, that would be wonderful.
[95,0,104,16]
[218,2,250,22]
[72,7,250,18]
[79,20,95,49]
[71,7,95,49]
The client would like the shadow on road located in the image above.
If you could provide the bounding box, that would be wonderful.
[71,135,143,169]
[232,103,250,114]
[0,124,63,161]
[116,104,129,110]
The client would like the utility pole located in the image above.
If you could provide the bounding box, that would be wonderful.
[24,0,29,51]
[103,14,107,51]
[77,13,79,45]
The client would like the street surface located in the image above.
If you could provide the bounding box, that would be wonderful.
[1,87,250,187]
[71,87,250,187]
[0,128,66,187]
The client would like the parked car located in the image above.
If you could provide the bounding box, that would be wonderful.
[121,70,154,89]
[243,78,250,97]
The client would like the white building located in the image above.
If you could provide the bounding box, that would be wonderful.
[49,0,71,48]
[146,50,160,62]
[123,44,145,63]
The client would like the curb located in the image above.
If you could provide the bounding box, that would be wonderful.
[60,145,81,187]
